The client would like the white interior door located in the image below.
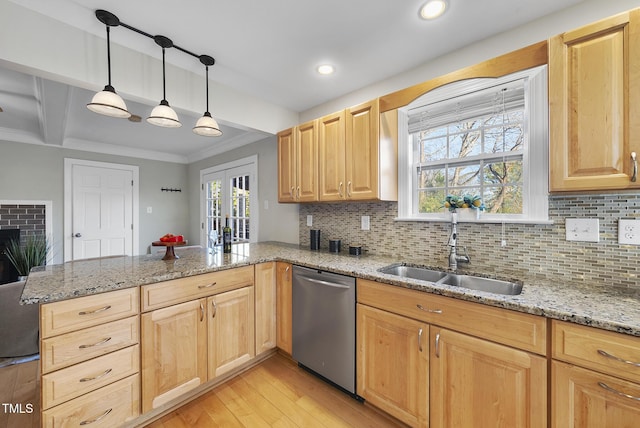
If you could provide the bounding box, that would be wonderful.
[65,159,138,261]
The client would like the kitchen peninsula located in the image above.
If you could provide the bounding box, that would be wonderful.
[22,242,640,427]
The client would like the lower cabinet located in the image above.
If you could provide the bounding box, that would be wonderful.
[141,285,255,413]
[430,327,547,428]
[357,304,429,427]
[276,261,293,354]
[141,298,208,412]
[208,286,255,378]
[255,262,277,356]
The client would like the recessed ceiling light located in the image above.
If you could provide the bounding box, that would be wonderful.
[317,64,335,75]
[420,0,448,20]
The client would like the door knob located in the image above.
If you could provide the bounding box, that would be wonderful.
[74,233,82,238]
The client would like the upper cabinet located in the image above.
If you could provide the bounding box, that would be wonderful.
[549,9,640,191]
[277,120,318,202]
[281,98,397,203]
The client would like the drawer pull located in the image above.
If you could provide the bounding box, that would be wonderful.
[78,305,111,316]
[598,382,640,401]
[79,337,111,349]
[79,368,113,383]
[418,328,423,352]
[198,282,217,289]
[416,304,442,314]
[80,408,112,425]
[597,349,640,367]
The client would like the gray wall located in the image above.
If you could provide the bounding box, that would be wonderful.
[187,136,299,246]
[0,140,189,262]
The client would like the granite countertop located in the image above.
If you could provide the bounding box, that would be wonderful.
[21,242,640,337]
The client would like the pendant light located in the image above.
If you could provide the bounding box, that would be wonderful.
[147,35,182,128]
[193,55,222,137]
[87,10,131,119]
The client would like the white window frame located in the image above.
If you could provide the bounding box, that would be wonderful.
[397,65,550,224]
[199,155,259,247]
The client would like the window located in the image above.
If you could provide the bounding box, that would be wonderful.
[397,66,549,223]
[201,156,258,251]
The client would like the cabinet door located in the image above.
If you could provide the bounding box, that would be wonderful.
[319,110,346,201]
[276,262,292,354]
[141,299,207,413]
[255,262,277,355]
[549,10,640,191]
[552,360,640,428]
[346,99,379,200]
[430,327,547,428]
[277,127,296,202]
[208,286,255,379]
[296,119,319,202]
[357,304,429,428]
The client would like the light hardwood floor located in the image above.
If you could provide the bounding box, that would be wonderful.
[0,359,40,428]
[147,353,406,428]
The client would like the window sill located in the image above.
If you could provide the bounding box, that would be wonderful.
[394,216,554,225]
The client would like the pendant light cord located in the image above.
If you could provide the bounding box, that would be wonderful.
[106,26,112,88]
[205,65,210,113]
[161,47,167,103]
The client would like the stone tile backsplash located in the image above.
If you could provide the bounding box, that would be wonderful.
[299,194,640,288]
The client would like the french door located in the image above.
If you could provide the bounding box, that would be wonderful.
[201,158,256,252]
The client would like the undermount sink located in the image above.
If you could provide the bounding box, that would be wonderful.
[377,264,523,296]
[378,264,448,282]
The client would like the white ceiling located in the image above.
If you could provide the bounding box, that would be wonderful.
[0,0,584,163]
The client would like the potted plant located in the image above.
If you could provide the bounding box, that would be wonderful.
[5,234,50,280]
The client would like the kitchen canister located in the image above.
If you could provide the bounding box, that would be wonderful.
[329,239,341,253]
[310,229,321,250]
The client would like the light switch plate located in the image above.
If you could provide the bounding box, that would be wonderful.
[618,219,640,245]
[565,218,599,242]
[361,215,370,231]
[306,215,313,227]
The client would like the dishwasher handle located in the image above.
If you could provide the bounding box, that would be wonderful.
[300,276,352,289]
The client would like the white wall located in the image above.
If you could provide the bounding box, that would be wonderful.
[300,0,640,121]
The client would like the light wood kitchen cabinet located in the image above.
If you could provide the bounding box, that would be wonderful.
[276,261,293,354]
[551,320,640,427]
[357,303,429,427]
[549,9,640,191]
[141,298,207,412]
[208,286,255,378]
[255,262,277,355]
[430,327,547,428]
[357,279,547,428]
[317,99,397,201]
[277,119,318,202]
[141,267,255,413]
[39,288,140,426]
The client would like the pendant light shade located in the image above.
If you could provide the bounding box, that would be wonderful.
[87,10,131,119]
[147,35,182,128]
[193,55,222,137]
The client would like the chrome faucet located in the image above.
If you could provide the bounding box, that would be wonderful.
[448,212,470,271]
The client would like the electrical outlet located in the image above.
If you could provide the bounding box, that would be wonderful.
[618,219,640,245]
[565,218,599,242]
[146,206,152,214]
[361,215,370,231]
[306,215,313,227]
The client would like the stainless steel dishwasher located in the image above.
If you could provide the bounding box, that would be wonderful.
[292,265,356,395]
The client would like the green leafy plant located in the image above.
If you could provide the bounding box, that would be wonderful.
[5,234,50,277]
[444,194,485,212]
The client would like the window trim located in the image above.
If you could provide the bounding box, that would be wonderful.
[396,65,550,224]
[199,155,259,246]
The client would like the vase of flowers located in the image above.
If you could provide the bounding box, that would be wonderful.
[444,194,484,220]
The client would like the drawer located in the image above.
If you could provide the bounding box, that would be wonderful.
[41,287,139,338]
[42,345,139,409]
[41,316,139,374]
[552,320,640,383]
[42,374,140,428]
[141,265,254,311]
[357,279,547,355]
